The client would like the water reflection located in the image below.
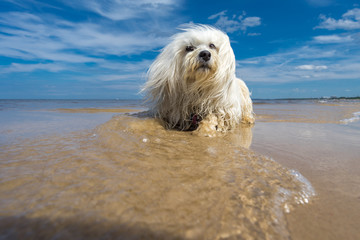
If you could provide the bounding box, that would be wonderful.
[0,114,314,239]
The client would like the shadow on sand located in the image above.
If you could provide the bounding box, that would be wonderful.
[0,216,183,240]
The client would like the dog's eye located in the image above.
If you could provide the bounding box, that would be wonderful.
[186,46,195,52]
[209,43,216,49]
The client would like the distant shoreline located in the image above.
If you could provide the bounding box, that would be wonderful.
[268,96,360,100]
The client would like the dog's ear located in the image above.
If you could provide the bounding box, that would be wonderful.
[217,36,236,82]
[142,42,181,106]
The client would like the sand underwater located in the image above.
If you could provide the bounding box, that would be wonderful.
[0,99,359,240]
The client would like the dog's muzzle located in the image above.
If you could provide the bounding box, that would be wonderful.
[197,50,212,70]
[199,50,211,62]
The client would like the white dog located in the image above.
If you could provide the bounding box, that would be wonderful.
[142,24,254,136]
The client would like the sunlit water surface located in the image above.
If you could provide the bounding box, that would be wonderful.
[0,99,339,240]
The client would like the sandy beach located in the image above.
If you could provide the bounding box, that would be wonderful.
[252,100,360,240]
[0,99,359,239]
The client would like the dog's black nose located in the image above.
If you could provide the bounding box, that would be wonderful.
[199,50,211,62]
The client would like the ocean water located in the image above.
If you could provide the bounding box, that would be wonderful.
[1,99,359,239]
[0,99,143,145]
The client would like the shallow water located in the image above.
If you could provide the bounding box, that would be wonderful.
[1,99,359,239]
[0,100,317,240]
[252,100,360,240]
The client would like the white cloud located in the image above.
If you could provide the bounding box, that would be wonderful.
[236,44,360,83]
[0,63,66,73]
[295,65,328,70]
[97,73,144,82]
[237,60,260,65]
[241,17,261,28]
[0,0,185,68]
[316,8,360,30]
[0,11,177,70]
[247,33,261,36]
[342,8,360,21]
[208,10,227,20]
[97,60,152,72]
[58,0,180,21]
[313,34,354,43]
[208,11,261,33]
[0,1,185,88]
[3,0,62,10]
[0,1,191,101]
[4,0,181,21]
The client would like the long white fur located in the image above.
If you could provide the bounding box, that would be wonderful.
[142,24,254,132]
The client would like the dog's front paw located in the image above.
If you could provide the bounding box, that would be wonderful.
[192,123,217,137]
[192,114,218,137]
[241,114,255,125]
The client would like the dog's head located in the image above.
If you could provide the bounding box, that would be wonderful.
[143,25,238,128]
[173,25,235,83]
[146,25,236,91]
[179,27,223,81]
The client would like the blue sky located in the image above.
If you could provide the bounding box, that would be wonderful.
[0,0,359,99]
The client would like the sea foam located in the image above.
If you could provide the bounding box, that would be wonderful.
[340,111,360,124]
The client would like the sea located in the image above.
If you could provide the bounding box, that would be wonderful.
[0,99,359,240]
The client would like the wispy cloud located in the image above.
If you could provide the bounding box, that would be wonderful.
[295,65,328,70]
[208,10,227,20]
[63,0,181,21]
[208,10,261,34]
[0,0,185,98]
[0,0,185,93]
[315,8,360,30]
[96,73,145,82]
[0,12,171,63]
[237,42,360,83]
[236,7,359,85]
[0,63,66,73]
[313,34,354,43]
[1,1,359,99]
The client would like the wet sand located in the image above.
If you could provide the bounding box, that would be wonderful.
[0,99,359,239]
[252,101,360,240]
[55,108,140,113]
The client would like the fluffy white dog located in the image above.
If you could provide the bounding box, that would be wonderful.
[142,24,254,136]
